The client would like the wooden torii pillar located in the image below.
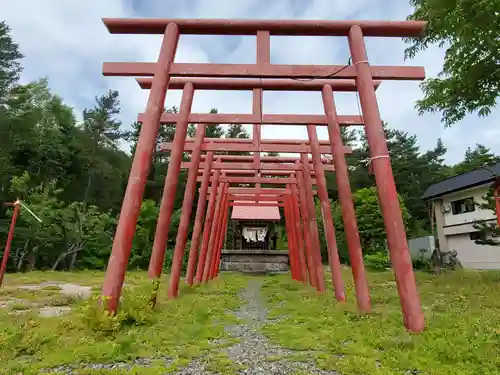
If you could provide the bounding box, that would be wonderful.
[191,159,321,286]
[100,17,426,332]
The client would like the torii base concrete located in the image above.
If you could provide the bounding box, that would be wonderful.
[220,249,289,273]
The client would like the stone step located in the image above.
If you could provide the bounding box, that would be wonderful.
[221,254,289,264]
[220,261,289,273]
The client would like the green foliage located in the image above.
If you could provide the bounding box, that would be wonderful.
[81,284,158,337]
[331,187,410,255]
[3,172,116,271]
[188,108,224,139]
[0,20,23,100]
[412,250,433,271]
[83,90,124,149]
[406,0,500,125]
[452,144,500,175]
[473,186,500,247]
[343,124,450,236]
[225,123,249,139]
[265,151,279,157]
[363,251,391,271]
[129,200,159,269]
[224,123,250,157]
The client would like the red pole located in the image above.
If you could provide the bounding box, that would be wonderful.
[348,25,424,332]
[494,183,500,229]
[210,184,228,279]
[167,124,207,298]
[307,125,345,301]
[289,193,304,281]
[101,23,179,312]
[212,182,229,279]
[322,84,371,312]
[0,201,20,288]
[213,190,230,277]
[288,194,301,280]
[203,179,225,282]
[253,30,269,182]
[287,190,303,281]
[296,165,317,288]
[301,153,326,292]
[195,169,220,283]
[185,151,214,285]
[284,195,299,280]
[148,82,195,279]
[291,184,308,282]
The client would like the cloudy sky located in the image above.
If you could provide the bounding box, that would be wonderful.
[1,0,498,164]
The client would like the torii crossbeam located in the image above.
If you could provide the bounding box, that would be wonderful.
[99,17,426,333]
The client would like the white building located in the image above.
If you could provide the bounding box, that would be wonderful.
[422,164,500,269]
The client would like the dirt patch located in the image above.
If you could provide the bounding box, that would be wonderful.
[1,282,92,317]
[16,282,92,299]
[39,306,72,317]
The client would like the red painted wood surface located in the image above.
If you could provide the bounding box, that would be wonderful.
[136,77,381,91]
[100,23,180,312]
[103,18,425,37]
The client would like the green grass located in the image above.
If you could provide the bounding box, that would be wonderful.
[1,268,499,374]
[0,271,248,375]
[260,269,500,375]
[1,270,106,286]
[0,287,61,301]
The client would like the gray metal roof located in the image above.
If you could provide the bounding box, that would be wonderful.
[422,162,500,200]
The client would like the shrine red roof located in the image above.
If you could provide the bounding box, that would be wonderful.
[231,203,280,221]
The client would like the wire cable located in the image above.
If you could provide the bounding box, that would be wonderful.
[291,57,352,82]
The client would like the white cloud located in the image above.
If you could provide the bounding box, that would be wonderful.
[1,0,498,163]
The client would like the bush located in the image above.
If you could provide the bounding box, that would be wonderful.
[412,249,432,271]
[79,283,158,336]
[364,251,390,271]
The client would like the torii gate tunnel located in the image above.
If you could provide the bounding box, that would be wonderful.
[100,17,426,332]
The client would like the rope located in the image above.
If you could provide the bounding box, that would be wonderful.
[365,154,390,166]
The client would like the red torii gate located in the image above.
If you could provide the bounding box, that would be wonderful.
[185,156,331,289]
[100,17,426,332]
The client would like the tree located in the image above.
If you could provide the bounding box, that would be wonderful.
[7,172,116,271]
[128,106,188,205]
[0,79,77,194]
[0,21,23,101]
[406,1,500,125]
[81,90,123,204]
[188,108,224,139]
[225,123,250,139]
[129,199,159,269]
[473,187,500,247]
[453,144,500,175]
[332,187,411,255]
[83,90,124,149]
[345,124,450,235]
[265,151,279,157]
[386,129,449,235]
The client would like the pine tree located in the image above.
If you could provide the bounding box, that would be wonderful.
[225,123,250,139]
[0,21,23,101]
[473,186,500,247]
[453,144,500,175]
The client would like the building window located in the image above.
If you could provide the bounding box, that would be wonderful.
[451,197,475,215]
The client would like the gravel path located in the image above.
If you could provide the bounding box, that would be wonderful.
[221,278,337,375]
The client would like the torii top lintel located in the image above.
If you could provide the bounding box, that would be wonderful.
[102,18,426,37]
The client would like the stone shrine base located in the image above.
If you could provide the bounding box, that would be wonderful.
[220,249,289,273]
